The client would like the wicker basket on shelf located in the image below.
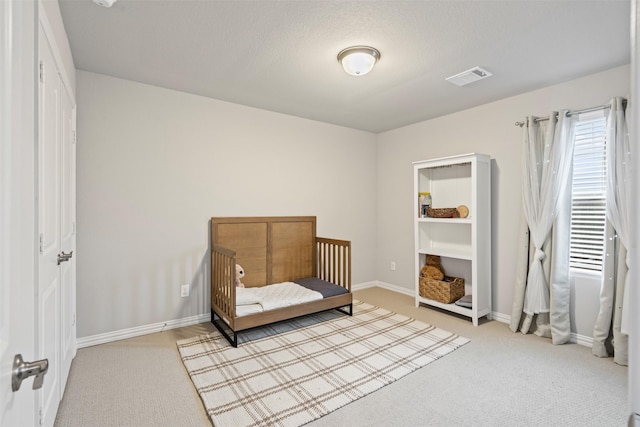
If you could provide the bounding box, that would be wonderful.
[426,207,459,218]
[419,276,465,304]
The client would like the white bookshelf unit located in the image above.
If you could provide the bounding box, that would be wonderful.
[413,153,491,326]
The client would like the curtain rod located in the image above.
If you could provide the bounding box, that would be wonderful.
[514,99,627,127]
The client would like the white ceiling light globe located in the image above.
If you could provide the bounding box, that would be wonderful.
[337,46,381,77]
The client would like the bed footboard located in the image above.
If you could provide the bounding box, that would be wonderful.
[316,237,351,292]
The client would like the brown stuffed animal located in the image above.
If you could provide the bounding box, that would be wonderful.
[421,255,444,280]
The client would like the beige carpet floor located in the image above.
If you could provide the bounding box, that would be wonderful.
[55,287,629,426]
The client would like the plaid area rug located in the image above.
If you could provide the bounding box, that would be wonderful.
[177,300,469,427]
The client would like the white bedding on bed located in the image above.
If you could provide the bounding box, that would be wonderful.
[235,304,263,317]
[235,282,323,317]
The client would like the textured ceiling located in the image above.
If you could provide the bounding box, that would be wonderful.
[59,0,631,133]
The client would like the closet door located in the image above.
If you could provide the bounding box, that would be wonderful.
[59,79,76,396]
[38,25,62,427]
[37,23,76,427]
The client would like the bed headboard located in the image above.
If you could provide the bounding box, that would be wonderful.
[210,216,317,287]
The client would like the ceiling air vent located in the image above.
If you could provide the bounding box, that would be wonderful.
[446,67,492,87]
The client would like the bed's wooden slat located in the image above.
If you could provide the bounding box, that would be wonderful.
[211,244,236,328]
[316,237,351,291]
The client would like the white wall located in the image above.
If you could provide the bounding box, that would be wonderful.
[376,65,630,338]
[76,71,377,338]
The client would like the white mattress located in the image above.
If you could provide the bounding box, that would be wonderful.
[235,282,323,317]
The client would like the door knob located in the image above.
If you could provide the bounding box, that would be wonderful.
[12,354,49,392]
[57,250,73,265]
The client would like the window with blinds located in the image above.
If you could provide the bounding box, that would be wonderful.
[569,112,607,272]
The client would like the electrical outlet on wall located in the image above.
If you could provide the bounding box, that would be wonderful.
[181,284,190,297]
[390,262,396,271]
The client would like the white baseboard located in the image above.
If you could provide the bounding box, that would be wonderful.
[571,332,593,347]
[490,311,511,324]
[351,280,379,291]
[77,313,210,349]
[353,280,414,297]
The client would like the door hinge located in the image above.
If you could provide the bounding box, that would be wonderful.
[39,61,44,84]
[39,233,44,254]
[72,222,76,235]
[39,407,43,425]
[72,130,76,144]
[73,312,76,327]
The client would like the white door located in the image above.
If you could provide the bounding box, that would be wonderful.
[37,20,76,427]
[0,0,38,426]
[59,78,76,395]
[38,24,62,427]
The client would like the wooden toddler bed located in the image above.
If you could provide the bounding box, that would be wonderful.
[210,216,352,347]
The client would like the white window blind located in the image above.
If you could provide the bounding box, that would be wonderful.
[569,112,607,272]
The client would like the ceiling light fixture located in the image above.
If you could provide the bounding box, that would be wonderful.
[337,46,381,77]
